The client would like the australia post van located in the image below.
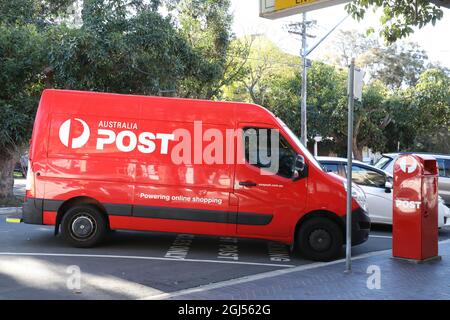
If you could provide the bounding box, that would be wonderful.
[22,89,370,261]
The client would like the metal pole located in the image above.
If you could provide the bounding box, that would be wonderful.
[300,12,307,147]
[345,58,355,273]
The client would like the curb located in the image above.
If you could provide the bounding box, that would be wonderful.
[0,207,22,215]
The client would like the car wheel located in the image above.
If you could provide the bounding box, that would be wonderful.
[296,217,343,261]
[61,205,107,248]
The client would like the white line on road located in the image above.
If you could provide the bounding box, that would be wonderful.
[0,252,296,268]
[139,249,392,300]
[370,235,392,239]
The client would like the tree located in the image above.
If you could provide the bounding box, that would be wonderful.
[369,42,428,89]
[324,30,429,90]
[346,0,445,43]
[222,35,298,105]
[409,69,450,153]
[0,24,46,199]
[47,7,199,95]
[165,0,236,99]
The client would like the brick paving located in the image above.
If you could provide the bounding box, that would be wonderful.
[169,241,450,300]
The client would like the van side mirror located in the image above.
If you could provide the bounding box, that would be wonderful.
[385,180,393,193]
[292,154,307,181]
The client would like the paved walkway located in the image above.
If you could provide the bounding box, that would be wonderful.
[150,240,450,300]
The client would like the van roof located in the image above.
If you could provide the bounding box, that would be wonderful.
[41,89,276,126]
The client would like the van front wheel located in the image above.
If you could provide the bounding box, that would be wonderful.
[296,217,343,261]
[61,205,107,248]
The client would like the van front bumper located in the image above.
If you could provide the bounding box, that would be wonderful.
[22,198,43,225]
[344,208,371,246]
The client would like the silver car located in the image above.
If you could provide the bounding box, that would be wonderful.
[375,153,450,207]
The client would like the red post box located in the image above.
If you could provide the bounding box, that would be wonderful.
[392,154,440,262]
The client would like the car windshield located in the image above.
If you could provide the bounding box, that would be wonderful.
[276,117,323,171]
[374,156,392,169]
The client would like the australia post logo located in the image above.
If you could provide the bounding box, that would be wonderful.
[58,118,174,154]
[59,118,91,149]
[398,156,418,174]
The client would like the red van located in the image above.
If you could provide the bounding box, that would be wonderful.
[22,89,370,261]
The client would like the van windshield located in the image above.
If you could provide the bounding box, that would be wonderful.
[276,117,323,171]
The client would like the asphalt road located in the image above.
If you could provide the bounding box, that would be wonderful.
[1,179,449,299]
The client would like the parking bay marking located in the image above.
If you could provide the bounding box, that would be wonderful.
[164,234,195,260]
[267,242,291,262]
[0,252,296,268]
[217,237,239,261]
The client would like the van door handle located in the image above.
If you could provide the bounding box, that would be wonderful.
[239,181,257,187]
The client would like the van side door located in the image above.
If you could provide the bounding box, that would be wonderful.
[233,125,307,239]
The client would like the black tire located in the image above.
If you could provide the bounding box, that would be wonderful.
[296,217,343,261]
[60,205,108,248]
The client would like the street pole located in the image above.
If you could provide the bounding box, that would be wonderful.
[300,12,308,147]
[345,58,355,273]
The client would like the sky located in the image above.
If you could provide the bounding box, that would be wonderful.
[230,0,450,68]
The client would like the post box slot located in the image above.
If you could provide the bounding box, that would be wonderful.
[423,159,438,175]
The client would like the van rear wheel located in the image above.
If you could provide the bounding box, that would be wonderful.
[296,217,343,261]
[61,205,107,248]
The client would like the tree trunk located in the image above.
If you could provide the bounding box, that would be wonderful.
[352,116,363,161]
[0,151,16,200]
[352,136,363,161]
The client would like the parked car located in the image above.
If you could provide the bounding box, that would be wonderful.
[317,157,450,227]
[375,153,450,207]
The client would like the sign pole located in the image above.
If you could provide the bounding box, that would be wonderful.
[300,12,308,147]
[345,58,355,273]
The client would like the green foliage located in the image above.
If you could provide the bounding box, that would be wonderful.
[409,69,450,152]
[0,24,46,152]
[167,0,234,98]
[0,0,75,26]
[346,0,444,43]
[222,35,298,105]
[223,34,450,157]
[0,0,239,187]
[47,9,198,95]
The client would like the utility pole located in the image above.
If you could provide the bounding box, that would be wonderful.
[287,14,316,147]
[300,12,308,147]
[287,15,348,147]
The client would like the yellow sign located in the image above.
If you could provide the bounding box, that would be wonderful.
[275,0,318,11]
[260,0,350,19]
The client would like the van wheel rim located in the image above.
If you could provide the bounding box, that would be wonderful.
[71,214,96,239]
[308,229,332,252]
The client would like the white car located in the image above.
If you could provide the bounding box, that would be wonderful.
[317,157,450,227]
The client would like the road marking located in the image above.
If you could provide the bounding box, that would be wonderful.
[139,249,392,300]
[370,235,392,239]
[0,252,296,268]
[267,242,291,262]
[217,237,239,261]
[164,234,194,260]
[140,238,450,300]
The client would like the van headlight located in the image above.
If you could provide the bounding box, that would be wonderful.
[343,181,368,212]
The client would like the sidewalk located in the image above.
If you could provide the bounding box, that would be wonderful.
[157,240,450,300]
